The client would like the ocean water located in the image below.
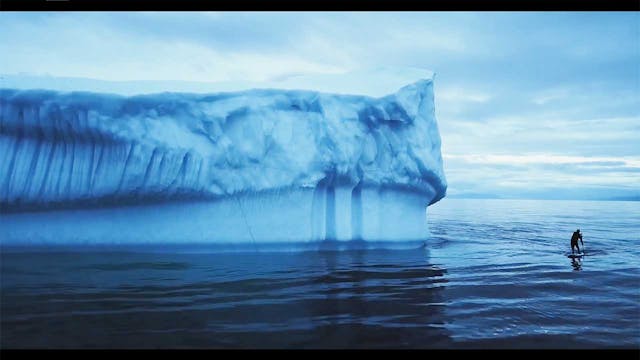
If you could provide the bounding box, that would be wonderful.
[1,199,639,348]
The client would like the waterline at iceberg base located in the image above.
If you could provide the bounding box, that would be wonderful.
[1,186,436,249]
[0,76,446,248]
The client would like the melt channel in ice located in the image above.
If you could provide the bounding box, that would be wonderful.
[0,70,447,248]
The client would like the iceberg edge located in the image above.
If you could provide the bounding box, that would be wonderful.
[0,77,447,244]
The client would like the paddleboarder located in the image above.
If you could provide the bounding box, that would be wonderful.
[571,229,584,254]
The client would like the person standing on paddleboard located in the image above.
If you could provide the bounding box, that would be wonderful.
[571,229,584,254]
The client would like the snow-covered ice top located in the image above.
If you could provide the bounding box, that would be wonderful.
[0,74,447,210]
[0,67,435,98]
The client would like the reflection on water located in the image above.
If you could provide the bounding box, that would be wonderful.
[1,199,639,348]
[1,248,452,348]
[570,257,583,271]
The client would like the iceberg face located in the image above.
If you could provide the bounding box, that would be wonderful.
[0,77,447,245]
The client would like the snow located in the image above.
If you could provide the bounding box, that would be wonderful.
[0,74,447,245]
[0,67,434,98]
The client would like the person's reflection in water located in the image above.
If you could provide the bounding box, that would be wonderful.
[570,257,582,271]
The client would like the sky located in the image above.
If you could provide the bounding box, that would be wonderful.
[1,12,638,200]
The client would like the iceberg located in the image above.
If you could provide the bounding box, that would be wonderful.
[0,75,446,246]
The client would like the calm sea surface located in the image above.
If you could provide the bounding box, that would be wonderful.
[1,199,639,348]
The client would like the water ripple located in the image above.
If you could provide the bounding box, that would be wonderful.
[1,199,639,348]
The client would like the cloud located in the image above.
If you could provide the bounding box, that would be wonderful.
[439,115,640,160]
[1,12,638,200]
[444,154,640,168]
[443,153,640,199]
[437,87,493,103]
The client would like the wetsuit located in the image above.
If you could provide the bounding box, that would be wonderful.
[571,231,583,253]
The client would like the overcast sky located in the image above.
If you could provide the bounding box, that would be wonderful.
[1,12,638,200]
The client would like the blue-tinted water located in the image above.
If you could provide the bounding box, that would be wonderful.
[1,199,639,348]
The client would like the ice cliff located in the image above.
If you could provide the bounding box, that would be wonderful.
[0,77,446,245]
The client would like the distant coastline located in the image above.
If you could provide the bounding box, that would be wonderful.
[447,194,640,201]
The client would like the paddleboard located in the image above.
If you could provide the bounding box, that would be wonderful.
[567,253,585,259]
